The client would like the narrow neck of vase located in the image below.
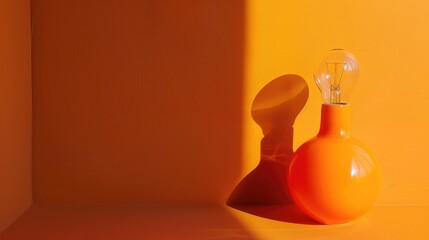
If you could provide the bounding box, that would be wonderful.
[318,103,351,138]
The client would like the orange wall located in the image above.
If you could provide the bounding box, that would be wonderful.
[32,0,245,204]
[31,0,429,206]
[243,0,429,204]
[0,0,32,232]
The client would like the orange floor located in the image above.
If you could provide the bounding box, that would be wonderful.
[1,204,428,240]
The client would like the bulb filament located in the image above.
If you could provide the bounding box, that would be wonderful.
[326,62,346,104]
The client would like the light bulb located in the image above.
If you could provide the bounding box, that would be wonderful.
[289,49,379,224]
[314,49,359,104]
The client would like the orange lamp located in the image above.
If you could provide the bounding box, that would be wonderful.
[288,49,380,224]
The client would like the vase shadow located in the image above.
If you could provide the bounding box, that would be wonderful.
[227,74,318,225]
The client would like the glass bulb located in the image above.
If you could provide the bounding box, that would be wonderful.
[314,49,359,104]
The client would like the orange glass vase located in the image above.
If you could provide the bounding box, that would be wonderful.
[288,103,380,224]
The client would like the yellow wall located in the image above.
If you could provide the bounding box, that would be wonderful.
[243,0,429,204]
[0,0,32,232]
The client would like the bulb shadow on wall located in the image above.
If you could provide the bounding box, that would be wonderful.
[228,74,318,224]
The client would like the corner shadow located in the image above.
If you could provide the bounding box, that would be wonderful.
[227,74,318,225]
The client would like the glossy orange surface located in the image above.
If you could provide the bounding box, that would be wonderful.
[289,104,380,224]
